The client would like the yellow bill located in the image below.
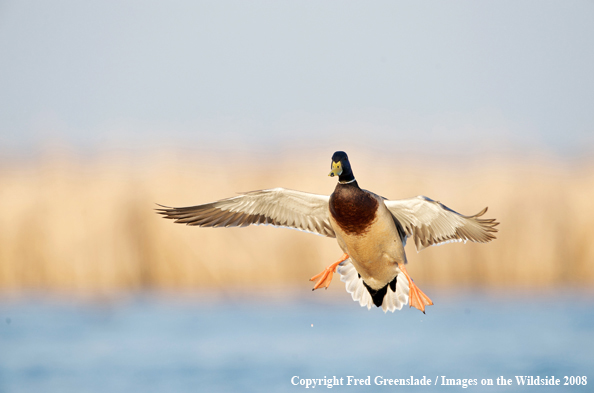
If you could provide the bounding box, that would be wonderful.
[329,161,343,177]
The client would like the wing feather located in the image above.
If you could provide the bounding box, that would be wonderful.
[157,188,335,238]
[384,196,499,251]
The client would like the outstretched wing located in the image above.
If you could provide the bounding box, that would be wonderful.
[384,196,499,251]
[157,188,335,238]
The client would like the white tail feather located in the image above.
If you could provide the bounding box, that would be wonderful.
[381,271,409,313]
[337,259,409,313]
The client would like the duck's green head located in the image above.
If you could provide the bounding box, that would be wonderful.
[329,151,355,183]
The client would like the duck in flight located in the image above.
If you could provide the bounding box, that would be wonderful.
[157,151,498,313]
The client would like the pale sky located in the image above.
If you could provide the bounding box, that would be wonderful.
[1,1,593,160]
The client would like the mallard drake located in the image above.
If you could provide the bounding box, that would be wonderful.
[157,151,498,313]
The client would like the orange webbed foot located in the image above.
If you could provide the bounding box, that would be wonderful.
[408,281,433,314]
[397,262,433,313]
[310,253,349,290]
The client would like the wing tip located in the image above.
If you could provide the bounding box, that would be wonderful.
[468,206,489,218]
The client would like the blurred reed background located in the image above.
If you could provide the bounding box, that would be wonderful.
[1,149,592,295]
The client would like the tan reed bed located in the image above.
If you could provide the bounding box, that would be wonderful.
[1,150,593,295]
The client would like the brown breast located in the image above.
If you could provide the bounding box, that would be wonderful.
[329,182,378,236]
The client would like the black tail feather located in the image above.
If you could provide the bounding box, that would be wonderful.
[362,276,398,308]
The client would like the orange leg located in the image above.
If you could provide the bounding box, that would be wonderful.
[397,262,433,313]
[310,253,349,290]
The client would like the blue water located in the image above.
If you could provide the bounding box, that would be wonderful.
[1,291,593,393]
